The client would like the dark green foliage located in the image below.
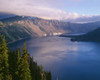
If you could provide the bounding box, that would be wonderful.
[40,65,51,80]
[29,56,41,80]
[19,43,31,80]
[8,50,17,80]
[0,35,10,80]
[0,35,51,80]
[15,48,21,80]
[45,72,51,80]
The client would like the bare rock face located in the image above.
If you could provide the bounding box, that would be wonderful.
[0,16,99,43]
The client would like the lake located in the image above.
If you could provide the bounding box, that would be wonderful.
[8,36,100,80]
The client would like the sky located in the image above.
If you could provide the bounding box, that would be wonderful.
[0,0,100,22]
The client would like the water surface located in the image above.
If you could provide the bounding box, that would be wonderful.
[9,36,100,80]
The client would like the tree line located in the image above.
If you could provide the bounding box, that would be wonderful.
[0,35,51,80]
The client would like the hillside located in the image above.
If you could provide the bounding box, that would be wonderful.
[71,28,100,42]
[0,16,100,43]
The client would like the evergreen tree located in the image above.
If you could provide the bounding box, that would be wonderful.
[19,43,31,80]
[29,56,41,80]
[15,48,21,80]
[40,65,44,80]
[45,72,51,80]
[0,35,51,80]
[29,57,35,80]
[0,35,10,80]
[8,50,17,80]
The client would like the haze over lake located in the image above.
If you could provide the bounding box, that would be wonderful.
[8,36,100,80]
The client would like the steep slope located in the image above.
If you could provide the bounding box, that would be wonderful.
[0,16,100,43]
[0,16,65,43]
[71,28,100,42]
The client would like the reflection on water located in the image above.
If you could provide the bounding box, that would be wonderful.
[8,36,100,80]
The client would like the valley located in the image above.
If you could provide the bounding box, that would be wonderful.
[0,16,100,43]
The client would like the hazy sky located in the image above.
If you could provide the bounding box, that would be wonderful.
[0,0,100,22]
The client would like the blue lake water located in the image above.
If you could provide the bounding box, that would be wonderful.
[8,36,100,80]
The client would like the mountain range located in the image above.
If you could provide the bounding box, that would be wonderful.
[0,16,100,43]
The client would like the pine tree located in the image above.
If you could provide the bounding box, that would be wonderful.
[45,72,51,80]
[8,50,17,80]
[0,35,10,80]
[29,57,35,80]
[19,43,31,80]
[0,35,51,80]
[15,48,21,80]
[40,65,44,80]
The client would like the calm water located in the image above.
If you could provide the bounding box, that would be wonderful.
[8,36,100,80]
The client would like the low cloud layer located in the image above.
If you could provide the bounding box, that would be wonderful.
[0,0,80,20]
[0,0,100,23]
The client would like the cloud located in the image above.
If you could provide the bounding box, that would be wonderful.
[71,15,100,23]
[0,0,100,23]
[0,0,81,20]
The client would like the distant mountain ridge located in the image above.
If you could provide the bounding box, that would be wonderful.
[0,15,100,43]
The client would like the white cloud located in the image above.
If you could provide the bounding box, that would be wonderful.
[0,0,100,23]
[0,0,81,20]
